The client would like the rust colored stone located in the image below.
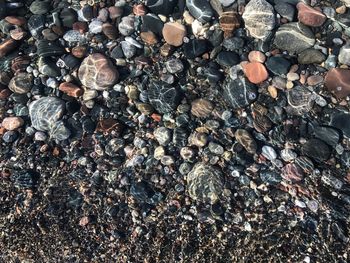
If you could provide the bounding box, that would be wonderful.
[133,4,147,16]
[248,50,266,63]
[243,62,269,84]
[5,16,26,26]
[140,31,158,45]
[219,11,240,38]
[162,22,186,47]
[1,116,24,130]
[297,3,326,27]
[10,27,26,40]
[59,82,84,97]
[324,68,350,98]
[0,38,19,58]
[73,22,88,34]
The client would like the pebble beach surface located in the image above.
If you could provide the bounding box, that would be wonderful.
[1,0,350,262]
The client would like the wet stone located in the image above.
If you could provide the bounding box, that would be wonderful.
[187,163,224,204]
[313,126,340,147]
[216,51,240,67]
[324,68,350,98]
[338,43,350,66]
[281,163,304,182]
[265,56,291,76]
[235,129,257,154]
[118,15,135,36]
[262,145,277,161]
[297,3,326,27]
[260,170,282,185]
[1,117,24,130]
[186,0,214,23]
[165,58,184,73]
[148,81,181,114]
[183,39,209,59]
[145,0,177,15]
[162,22,186,47]
[223,77,257,109]
[30,0,51,15]
[274,3,295,21]
[298,49,326,64]
[8,73,33,94]
[330,112,350,138]
[301,139,331,163]
[208,142,224,155]
[281,148,297,162]
[295,156,314,174]
[154,127,172,146]
[191,99,213,118]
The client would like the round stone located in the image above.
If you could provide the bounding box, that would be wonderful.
[162,22,186,47]
[147,80,181,113]
[243,62,269,84]
[235,129,257,154]
[223,77,257,109]
[262,145,277,161]
[301,139,331,163]
[187,163,224,204]
[324,68,350,99]
[191,99,213,118]
[297,2,326,27]
[1,117,24,130]
[154,127,172,146]
[78,53,119,90]
[8,73,33,94]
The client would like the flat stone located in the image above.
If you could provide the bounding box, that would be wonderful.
[313,126,340,147]
[242,0,276,40]
[274,22,315,54]
[297,3,326,27]
[298,49,326,64]
[330,112,350,138]
[191,99,213,118]
[265,56,291,76]
[186,0,214,23]
[1,117,24,130]
[145,0,177,15]
[59,82,83,97]
[243,62,269,84]
[216,51,240,67]
[223,77,257,109]
[78,53,119,90]
[148,80,181,113]
[324,68,350,98]
[301,138,331,162]
[8,73,33,94]
[235,129,257,154]
[338,43,350,66]
[162,22,186,47]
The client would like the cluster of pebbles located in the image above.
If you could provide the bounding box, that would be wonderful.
[1,0,350,261]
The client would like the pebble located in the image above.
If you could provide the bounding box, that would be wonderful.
[248,51,266,63]
[121,41,137,59]
[165,58,184,73]
[148,80,181,114]
[313,126,340,147]
[274,3,295,21]
[102,23,118,40]
[29,0,50,15]
[208,142,224,155]
[330,112,350,138]
[223,77,257,109]
[338,42,350,65]
[274,22,315,54]
[78,53,119,90]
[1,116,24,130]
[140,31,158,45]
[216,51,240,67]
[162,22,186,47]
[262,145,277,161]
[243,62,268,84]
[59,82,83,97]
[235,129,257,154]
[301,139,331,163]
[8,73,33,94]
[219,11,240,38]
[265,56,291,76]
[145,0,176,15]
[186,0,214,23]
[260,170,281,185]
[191,99,213,118]
[281,163,304,182]
[118,15,135,36]
[0,38,19,58]
[280,148,297,162]
[297,3,326,27]
[324,68,350,98]
[183,39,209,59]
[340,0,350,7]
[154,127,172,146]
[297,49,326,64]
[89,20,103,34]
[242,0,276,40]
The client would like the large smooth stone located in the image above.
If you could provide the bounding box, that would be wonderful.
[223,77,257,109]
[186,0,214,23]
[148,80,181,113]
[301,138,331,162]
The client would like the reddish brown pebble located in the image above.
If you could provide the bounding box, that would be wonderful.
[140,31,158,45]
[59,82,84,97]
[79,216,89,227]
[297,3,326,27]
[102,23,118,40]
[1,116,24,130]
[51,25,65,36]
[307,75,324,86]
[248,51,266,63]
[5,16,26,26]
[108,6,123,20]
[162,22,186,47]
[133,4,147,16]
[219,11,240,38]
[160,43,174,57]
[10,27,26,40]
[281,163,304,182]
[325,68,350,98]
[0,38,19,58]
[72,46,87,58]
[191,99,214,118]
[11,55,31,73]
[0,88,11,99]
[243,62,269,84]
[72,22,88,34]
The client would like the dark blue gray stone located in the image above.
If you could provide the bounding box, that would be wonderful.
[223,77,257,109]
[145,0,178,15]
[186,0,214,23]
[148,80,181,113]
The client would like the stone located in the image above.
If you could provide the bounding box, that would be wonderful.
[242,0,276,40]
[265,56,291,76]
[162,22,186,47]
[27,15,45,38]
[216,51,240,67]
[140,31,158,45]
[235,129,257,154]
[30,0,51,15]
[208,142,224,155]
[324,68,350,98]
[8,73,33,94]
[63,30,87,43]
[274,3,295,21]
[338,43,350,66]
[186,0,214,23]
[37,57,61,77]
[281,163,304,182]
[191,99,213,118]
[297,49,326,64]
[297,3,326,27]
[1,117,24,130]
[133,4,147,16]
[340,0,350,7]
[219,11,240,38]
[243,62,269,84]
[154,127,172,145]
[313,126,340,147]
[183,39,209,59]
[223,77,257,109]
[141,14,164,36]
[148,80,181,113]
[78,53,119,90]
[145,0,177,15]
[262,145,277,161]
[280,148,297,162]
[60,7,77,28]
[301,139,331,162]
[102,23,118,40]
[286,86,314,115]
[189,132,208,147]
[165,58,184,73]
[187,163,224,204]
[330,112,350,138]
[89,20,103,34]
[59,82,83,97]
[50,120,71,141]
[118,15,135,36]
[274,23,315,54]
[260,170,282,185]
[248,51,266,63]
[121,41,137,59]
[0,38,19,58]
[220,0,236,7]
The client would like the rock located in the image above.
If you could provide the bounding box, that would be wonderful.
[295,156,314,174]
[235,129,257,154]
[297,3,326,27]
[187,163,224,204]
[118,15,135,36]
[173,127,189,147]
[223,77,257,109]
[60,7,77,28]
[242,0,276,40]
[121,41,137,58]
[130,181,160,204]
[27,15,45,38]
[191,99,213,118]
[133,4,147,16]
[286,86,313,115]
[141,14,164,36]
[36,40,65,57]
[154,127,172,145]
[324,68,350,98]
[183,39,209,59]
[30,0,51,15]
[140,31,158,45]
[280,148,297,162]
[208,142,224,155]
[274,3,295,21]
[145,0,177,15]
[265,56,291,76]
[330,112,350,138]
[248,51,266,63]
[78,53,119,90]
[89,20,103,34]
[219,11,240,38]
[340,0,350,7]
[243,62,269,84]
[165,58,184,73]
[220,0,236,7]
[50,120,71,141]
[102,23,118,40]
[29,97,64,131]
[297,49,326,64]
[281,163,304,182]
[162,22,186,47]
[262,145,277,161]
[8,73,33,94]
[189,131,208,147]
[313,126,340,147]
[38,57,61,77]
[186,0,214,23]
[301,139,331,162]
[0,38,19,58]
[63,30,87,43]
[1,117,24,130]
[260,170,281,185]
[216,51,240,67]
[148,80,181,113]
[59,82,83,97]
[338,43,350,66]
[274,23,315,54]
